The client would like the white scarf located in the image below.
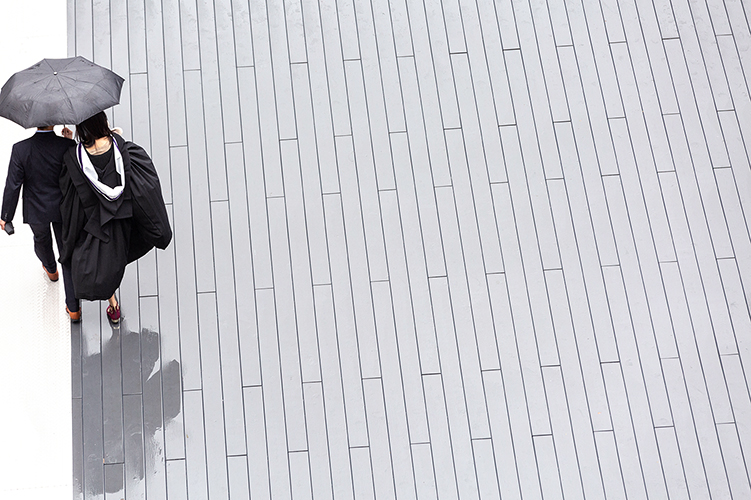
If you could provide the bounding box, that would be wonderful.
[77,140,125,200]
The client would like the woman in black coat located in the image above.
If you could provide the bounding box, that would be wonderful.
[59,111,171,323]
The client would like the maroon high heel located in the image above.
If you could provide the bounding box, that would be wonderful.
[106,304,120,323]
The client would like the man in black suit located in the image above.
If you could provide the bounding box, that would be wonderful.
[1,126,80,321]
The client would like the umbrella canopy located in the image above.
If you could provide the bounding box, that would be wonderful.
[0,56,124,129]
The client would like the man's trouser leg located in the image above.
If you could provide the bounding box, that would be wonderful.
[51,222,79,313]
[29,223,57,273]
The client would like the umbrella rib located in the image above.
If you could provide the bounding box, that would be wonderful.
[93,80,122,102]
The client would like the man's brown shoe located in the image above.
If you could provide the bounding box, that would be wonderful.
[67,307,81,323]
[43,265,59,282]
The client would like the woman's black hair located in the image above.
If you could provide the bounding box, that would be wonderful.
[75,111,111,147]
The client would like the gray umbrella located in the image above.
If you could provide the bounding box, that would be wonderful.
[0,56,124,129]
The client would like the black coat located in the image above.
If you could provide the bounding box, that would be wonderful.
[59,134,172,300]
[1,131,75,224]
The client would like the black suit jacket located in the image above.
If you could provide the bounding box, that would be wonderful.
[1,131,75,225]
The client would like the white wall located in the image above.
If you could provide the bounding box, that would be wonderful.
[0,2,72,498]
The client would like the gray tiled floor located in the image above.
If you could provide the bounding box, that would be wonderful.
[70,0,751,497]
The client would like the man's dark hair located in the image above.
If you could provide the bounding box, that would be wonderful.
[75,111,111,147]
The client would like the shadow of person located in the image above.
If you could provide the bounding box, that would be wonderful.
[76,319,181,497]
